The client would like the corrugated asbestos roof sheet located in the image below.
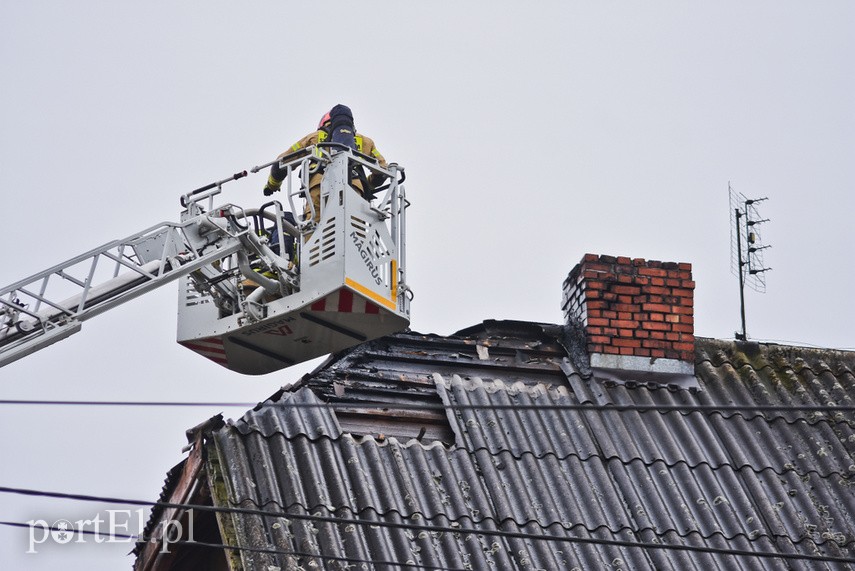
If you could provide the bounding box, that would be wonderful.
[203,321,855,570]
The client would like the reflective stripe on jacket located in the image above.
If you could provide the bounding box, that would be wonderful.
[284,130,387,167]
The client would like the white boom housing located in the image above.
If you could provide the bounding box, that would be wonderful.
[0,145,411,374]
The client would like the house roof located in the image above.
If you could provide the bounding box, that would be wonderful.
[137,320,855,570]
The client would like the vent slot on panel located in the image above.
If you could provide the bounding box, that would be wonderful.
[184,276,212,307]
[350,215,368,240]
[308,217,337,267]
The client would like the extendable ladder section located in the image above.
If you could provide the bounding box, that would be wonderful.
[0,149,411,374]
[0,216,247,368]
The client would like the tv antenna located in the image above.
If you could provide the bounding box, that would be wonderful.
[729,183,772,341]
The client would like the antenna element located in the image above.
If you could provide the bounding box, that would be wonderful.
[729,183,772,341]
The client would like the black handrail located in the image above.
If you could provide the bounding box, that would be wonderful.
[180,171,247,208]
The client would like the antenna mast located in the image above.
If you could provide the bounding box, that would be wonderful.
[729,183,772,341]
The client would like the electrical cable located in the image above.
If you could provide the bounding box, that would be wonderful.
[1,485,854,565]
[0,400,256,407]
[0,520,462,571]
[1,399,854,414]
[752,338,855,351]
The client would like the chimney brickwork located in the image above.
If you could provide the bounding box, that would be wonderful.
[563,254,695,365]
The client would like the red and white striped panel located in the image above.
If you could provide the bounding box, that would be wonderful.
[181,337,228,366]
[310,288,380,314]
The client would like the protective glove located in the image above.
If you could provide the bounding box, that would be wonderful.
[264,174,283,196]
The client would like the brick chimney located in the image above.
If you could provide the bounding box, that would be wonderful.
[562,254,695,375]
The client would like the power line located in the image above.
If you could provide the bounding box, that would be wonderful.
[0,520,462,571]
[1,399,854,414]
[0,400,256,407]
[1,485,853,566]
[752,338,855,351]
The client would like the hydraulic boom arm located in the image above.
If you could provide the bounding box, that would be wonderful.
[0,146,410,375]
[0,174,294,369]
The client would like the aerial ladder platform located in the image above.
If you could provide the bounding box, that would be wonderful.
[0,145,411,374]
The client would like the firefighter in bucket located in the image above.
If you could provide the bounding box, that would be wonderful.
[263,104,388,224]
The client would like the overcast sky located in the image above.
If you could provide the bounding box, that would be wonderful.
[1,2,853,569]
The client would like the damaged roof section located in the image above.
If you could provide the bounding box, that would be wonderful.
[295,320,573,444]
[136,321,855,570]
